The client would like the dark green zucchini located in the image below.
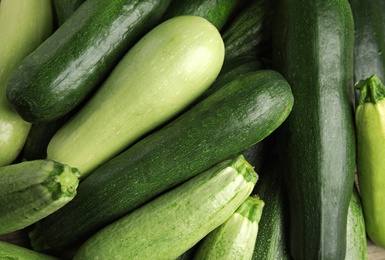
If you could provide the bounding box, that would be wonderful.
[221,0,278,62]
[273,0,356,259]
[6,0,171,122]
[54,0,86,26]
[160,0,245,31]
[29,70,294,252]
[349,0,385,84]
[251,154,291,260]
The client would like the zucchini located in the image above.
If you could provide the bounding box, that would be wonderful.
[349,0,385,84]
[221,0,278,62]
[355,75,385,248]
[6,0,171,122]
[251,154,291,260]
[0,160,80,235]
[73,155,257,260]
[0,0,53,166]
[46,15,225,177]
[345,186,368,260]
[160,0,245,31]
[0,241,58,260]
[273,0,356,259]
[54,0,86,26]
[29,70,294,252]
[193,196,264,260]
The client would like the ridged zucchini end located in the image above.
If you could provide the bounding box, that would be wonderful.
[230,155,258,185]
[356,74,385,105]
[235,195,265,223]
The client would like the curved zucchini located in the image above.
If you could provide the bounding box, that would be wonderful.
[193,196,264,260]
[29,70,294,252]
[46,15,225,177]
[0,0,53,166]
[355,75,385,248]
[73,155,257,259]
[0,241,58,260]
[6,0,171,122]
[273,0,356,259]
[0,160,80,235]
[349,0,385,84]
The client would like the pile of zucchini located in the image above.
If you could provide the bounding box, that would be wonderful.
[0,0,384,259]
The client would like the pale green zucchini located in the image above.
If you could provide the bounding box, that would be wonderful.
[73,155,257,260]
[47,15,225,177]
[193,196,264,260]
[355,74,385,248]
[0,0,53,166]
[0,241,58,260]
[0,160,80,235]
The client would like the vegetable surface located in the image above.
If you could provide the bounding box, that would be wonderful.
[0,0,53,166]
[30,70,293,252]
[273,0,356,258]
[0,241,58,260]
[6,0,171,122]
[355,75,385,249]
[73,155,257,260]
[0,160,79,235]
[46,15,225,177]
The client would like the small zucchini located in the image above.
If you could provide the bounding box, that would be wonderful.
[355,74,385,248]
[193,196,264,260]
[73,155,257,260]
[0,160,80,235]
[0,241,58,260]
[30,70,293,252]
[46,15,225,177]
[6,0,171,122]
[0,0,53,166]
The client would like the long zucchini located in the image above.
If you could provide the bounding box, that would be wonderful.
[46,15,225,177]
[0,0,53,166]
[6,0,171,122]
[355,74,385,248]
[273,0,356,258]
[29,70,294,252]
[73,155,257,259]
[0,160,80,235]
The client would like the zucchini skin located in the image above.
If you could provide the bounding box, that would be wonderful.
[193,196,264,260]
[6,0,171,122]
[73,155,257,259]
[46,15,225,177]
[0,241,58,260]
[355,75,385,249]
[0,160,80,235]
[349,0,385,84]
[54,0,86,26]
[0,0,53,166]
[30,70,294,252]
[273,1,356,259]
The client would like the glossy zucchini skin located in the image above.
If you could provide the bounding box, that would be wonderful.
[0,0,53,166]
[273,0,356,259]
[73,155,257,259]
[355,75,385,248]
[0,160,80,235]
[349,0,385,84]
[6,0,171,122]
[30,70,294,252]
[0,241,58,260]
[161,0,245,31]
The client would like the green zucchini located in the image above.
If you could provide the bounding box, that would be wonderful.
[349,0,385,84]
[0,160,80,235]
[345,186,368,260]
[273,0,356,259]
[251,154,291,260]
[73,155,257,260]
[54,0,86,26]
[355,75,385,248]
[29,70,294,252]
[46,15,225,177]
[6,0,171,122]
[0,0,53,166]
[193,196,264,260]
[0,241,58,260]
[221,0,278,62]
[160,0,245,31]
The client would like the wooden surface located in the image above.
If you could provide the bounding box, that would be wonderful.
[369,239,385,259]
